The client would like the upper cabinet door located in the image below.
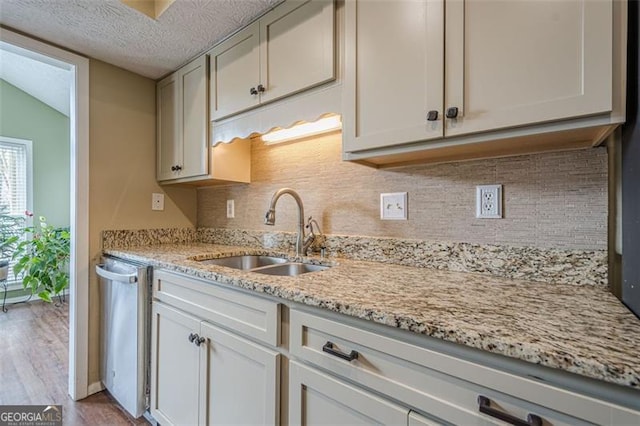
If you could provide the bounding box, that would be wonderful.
[343,0,444,153]
[209,22,261,121]
[259,0,336,104]
[180,55,208,178]
[444,0,613,137]
[157,74,180,181]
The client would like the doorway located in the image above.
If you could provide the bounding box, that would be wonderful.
[0,28,90,401]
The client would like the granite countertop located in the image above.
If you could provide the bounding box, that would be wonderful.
[104,242,640,391]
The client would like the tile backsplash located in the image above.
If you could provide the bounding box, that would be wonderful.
[198,132,607,250]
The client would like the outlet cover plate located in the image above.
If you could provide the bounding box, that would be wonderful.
[476,185,502,219]
[226,199,235,218]
[380,192,408,220]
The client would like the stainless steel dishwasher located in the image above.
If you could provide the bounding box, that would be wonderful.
[96,256,152,419]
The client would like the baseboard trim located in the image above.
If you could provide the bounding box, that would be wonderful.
[88,381,104,395]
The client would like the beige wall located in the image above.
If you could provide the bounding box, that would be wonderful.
[198,132,607,250]
[88,59,197,383]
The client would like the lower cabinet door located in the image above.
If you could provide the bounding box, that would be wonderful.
[289,361,409,426]
[150,302,202,426]
[199,321,280,425]
[409,410,446,426]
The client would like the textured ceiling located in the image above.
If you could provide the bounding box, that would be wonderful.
[0,0,281,79]
[0,43,72,116]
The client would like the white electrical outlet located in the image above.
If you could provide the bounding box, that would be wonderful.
[226,200,235,218]
[152,193,165,211]
[380,192,408,220]
[476,185,502,219]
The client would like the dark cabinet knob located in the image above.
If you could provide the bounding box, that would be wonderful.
[426,110,439,121]
[257,84,265,93]
[250,87,258,95]
[174,165,182,171]
[171,165,179,171]
[446,107,459,119]
[188,333,205,346]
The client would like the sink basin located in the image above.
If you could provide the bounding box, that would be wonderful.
[252,263,330,276]
[197,255,288,270]
[196,254,330,276]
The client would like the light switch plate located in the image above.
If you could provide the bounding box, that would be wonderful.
[380,192,407,220]
[152,193,164,211]
[476,185,502,219]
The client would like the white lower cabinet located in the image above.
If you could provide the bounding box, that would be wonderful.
[288,361,409,426]
[150,270,640,426]
[200,321,280,425]
[150,302,202,426]
[150,270,281,426]
[289,309,640,426]
[408,411,444,426]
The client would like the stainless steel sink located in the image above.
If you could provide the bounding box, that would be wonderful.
[196,255,330,276]
[197,255,288,270]
[251,263,329,276]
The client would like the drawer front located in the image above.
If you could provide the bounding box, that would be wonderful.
[153,270,280,346]
[289,361,409,426]
[290,309,637,426]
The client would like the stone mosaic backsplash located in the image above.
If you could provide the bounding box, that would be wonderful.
[199,228,607,287]
[102,227,607,287]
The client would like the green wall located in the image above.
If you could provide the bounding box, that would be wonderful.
[0,79,70,228]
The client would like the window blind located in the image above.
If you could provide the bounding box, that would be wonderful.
[1,138,31,285]
[0,140,28,215]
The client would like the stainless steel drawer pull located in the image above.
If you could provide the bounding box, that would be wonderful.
[478,396,542,426]
[322,341,358,362]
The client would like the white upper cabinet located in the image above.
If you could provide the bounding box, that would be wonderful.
[209,22,261,121]
[343,0,444,152]
[343,0,620,165]
[445,0,613,137]
[157,55,251,185]
[157,56,208,181]
[209,0,336,121]
[157,74,180,181]
[259,0,336,104]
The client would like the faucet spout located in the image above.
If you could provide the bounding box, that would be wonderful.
[264,188,307,256]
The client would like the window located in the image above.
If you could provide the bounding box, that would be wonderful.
[0,136,32,284]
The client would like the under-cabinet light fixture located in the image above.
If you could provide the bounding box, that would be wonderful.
[261,115,342,144]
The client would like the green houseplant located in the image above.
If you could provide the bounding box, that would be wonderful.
[13,215,70,302]
[0,211,23,281]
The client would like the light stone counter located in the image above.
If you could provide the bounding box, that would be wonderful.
[104,242,640,391]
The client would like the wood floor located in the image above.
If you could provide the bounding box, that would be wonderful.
[0,300,148,425]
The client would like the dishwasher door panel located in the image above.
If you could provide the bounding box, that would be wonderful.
[97,258,150,418]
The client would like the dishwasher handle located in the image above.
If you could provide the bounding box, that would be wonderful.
[96,264,138,284]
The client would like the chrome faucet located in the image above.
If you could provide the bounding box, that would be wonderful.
[264,188,315,256]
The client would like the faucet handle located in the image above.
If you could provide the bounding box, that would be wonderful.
[305,216,315,234]
[306,217,323,236]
